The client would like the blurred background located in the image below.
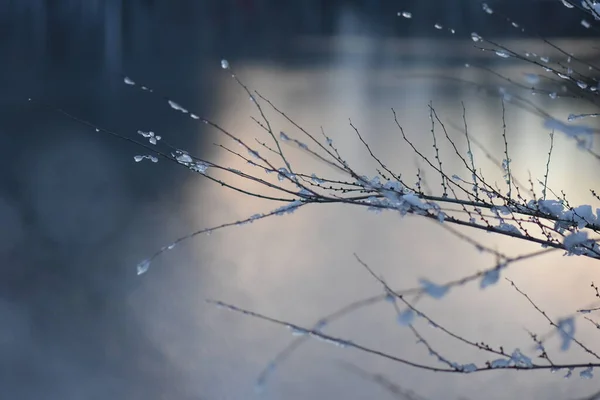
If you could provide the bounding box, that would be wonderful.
[1,1,600,399]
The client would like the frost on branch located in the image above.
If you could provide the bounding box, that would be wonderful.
[557,317,576,351]
[419,279,450,299]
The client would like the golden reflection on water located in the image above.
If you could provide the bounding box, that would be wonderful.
[176,42,600,399]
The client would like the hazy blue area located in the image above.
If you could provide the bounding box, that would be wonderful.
[1,1,599,399]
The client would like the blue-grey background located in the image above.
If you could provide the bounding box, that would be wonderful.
[1,1,599,399]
